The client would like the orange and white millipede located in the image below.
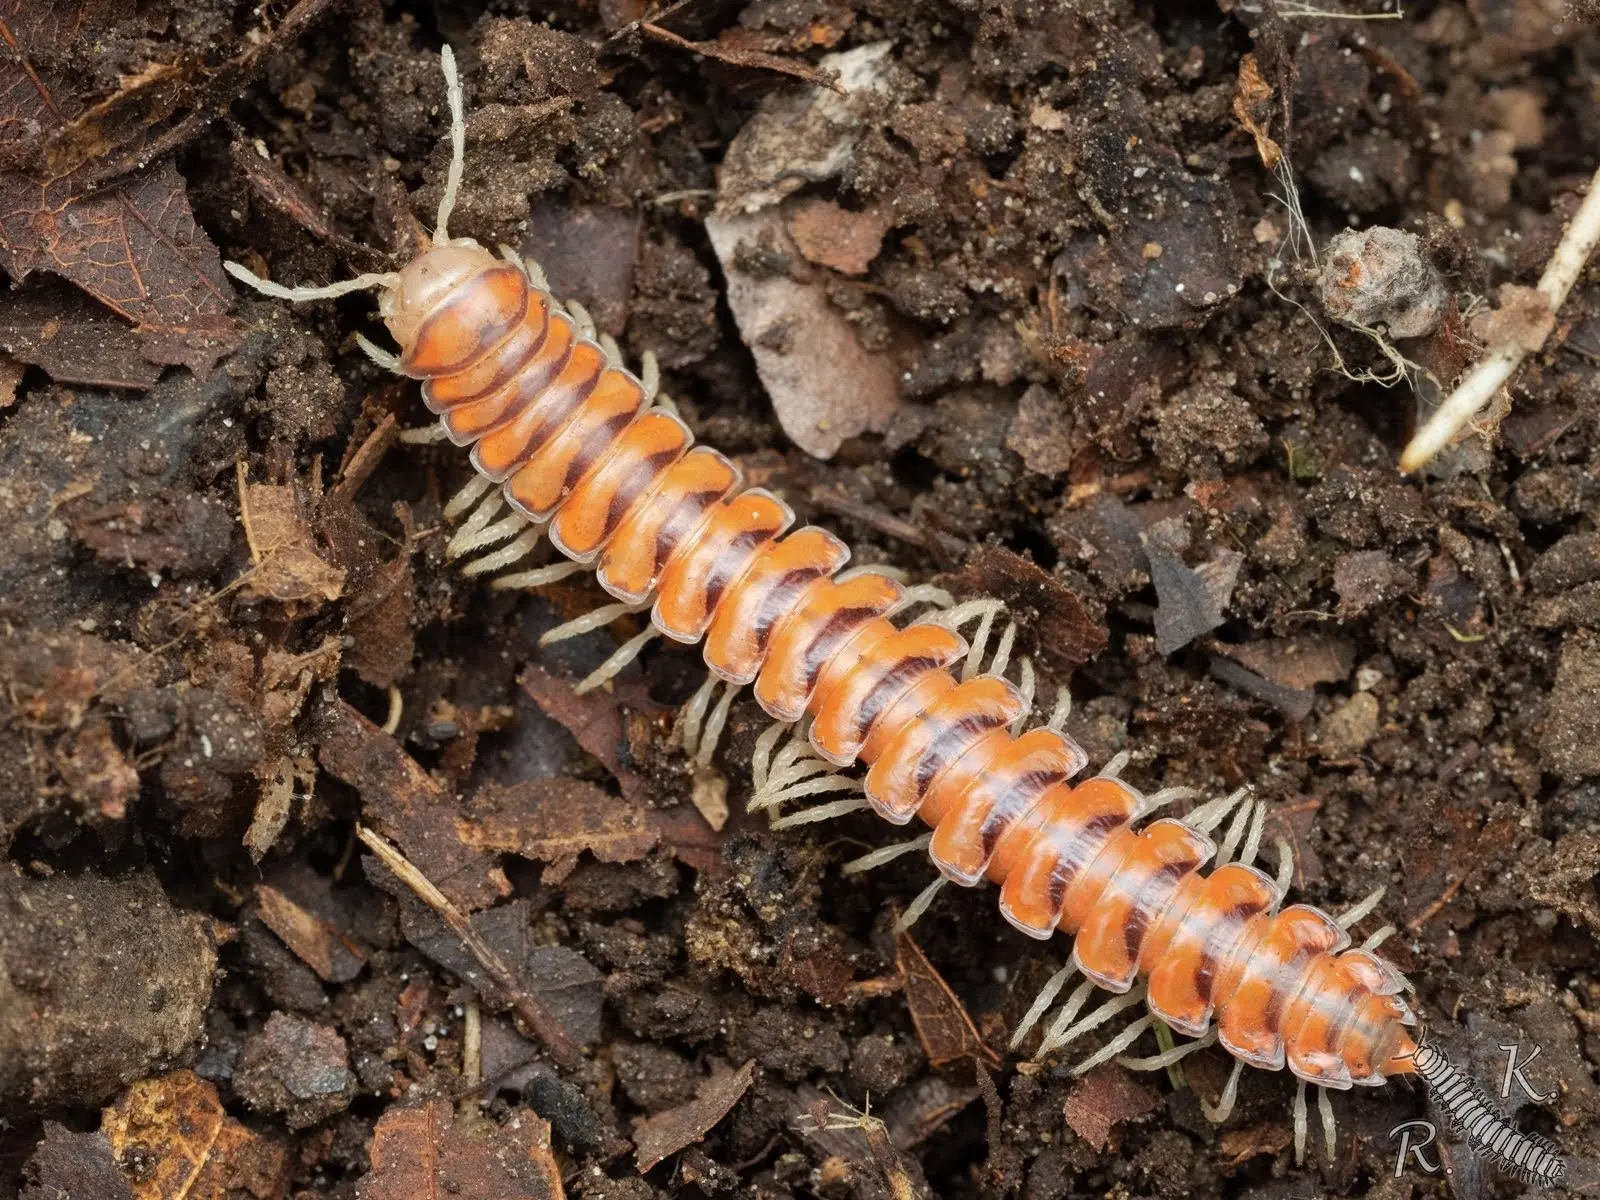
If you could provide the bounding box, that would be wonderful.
[225,47,1567,1189]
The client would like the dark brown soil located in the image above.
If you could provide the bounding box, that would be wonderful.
[2,1,1599,1198]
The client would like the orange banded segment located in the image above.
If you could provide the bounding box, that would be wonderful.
[403,260,528,378]
[1144,863,1278,1036]
[1215,905,1349,1071]
[809,623,966,765]
[653,489,793,642]
[548,409,691,563]
[425,290,550,413]
[703,528,850,684]
[504,364,645,520]
[597,447,739,604]
[754,572,903,722]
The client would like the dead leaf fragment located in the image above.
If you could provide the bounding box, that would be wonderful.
[518,664,649,805]
[1062,1065,1160,1151]
[254,883,368,983]
[705,207,900,459]
[357,1099,563,1200]
[239,476,346,605]
[102,1070,288,1200]
[634,1059,757,1172]
[894,929,1000,1069]
[785,198,889,275]
[458,777,658,885]
[939,547,1108,673]
[1232,53,1281,169]
[1218,636,1354,692]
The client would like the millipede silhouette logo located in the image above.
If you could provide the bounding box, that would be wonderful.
[225,47,1569,1188]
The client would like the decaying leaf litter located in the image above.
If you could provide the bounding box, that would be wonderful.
[3,0,1600,1197]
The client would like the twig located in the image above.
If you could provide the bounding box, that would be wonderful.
[1401,163,1600,472]
[638,22,840,91]
[355,823,583,1070]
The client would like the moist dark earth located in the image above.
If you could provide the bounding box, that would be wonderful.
[2,0,1599,1197]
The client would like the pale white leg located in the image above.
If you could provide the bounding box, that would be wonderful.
[1009,656,1035,735]
[1034,979,1097,1059]
[1318,1085,1337,1163]
[223,261,398,301]
[1043,985,1147,1054]
[1010,964,1078,1050]
[1045,688,1073,731]
[598,333,623,368]
[696,682,739,769]
[492,560,584,591]
[1185,787,1250,834]
[460,527,540,576]
[447,512,529,560]
[1237,801,1268,868]
[760,774,862,817]
[640,351,661,402]
[356,332,403,372]
[1361,925,1397,951]
[1214,800,1257,866]
[888,583,954,620]
[1071,1015,1153,1075]
[1135,786,1200,820]
[1096,749,1131,781]
[842,833,933,876]
[434,45,466,241]
[1274,837,1295,896]
[1294,1078,1308,1163]
[399,424,451,445]
[1201,1059,1245,1123]
[1120,1028,1217,1071]
[962,606,997,682]
[678,675,718,758]
[894,876,948,933]
[771,797,870,829]
[566,298,599,340]
[751,721,792,794]
[537,601,641,646]
[444,475,494,521]
[575,627,660,694]
[1336,884,1386,930]
[985,621,1017,679]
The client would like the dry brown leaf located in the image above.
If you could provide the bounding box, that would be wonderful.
[785,197,889,275]
[894,928,1000,1069]
[633,1059,757,1172]
[1232,53,1281,170]
[1218,1120,1293,1164]
[640,23,838,89]
[238,476,346,605]
[316,697,510,912]
[1217,636,1355,692]
[518,664,649,805]
[1062,1064,1160,1151]
[458,777,658,885]
[254,883,368,983]
[357,1099,563,1200]
[939,547,1108,673]
[101,1070,288,1200]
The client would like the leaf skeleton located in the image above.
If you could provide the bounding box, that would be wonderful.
[223,45,1567,1189]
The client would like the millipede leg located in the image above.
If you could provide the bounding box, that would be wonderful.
[537,600,641,647]
[750,721,792,795]
[1011,964,1079,1050]
[1201,1059,1245,1124]
[985,621,1017,679]
[1293,1078,1308,1164]
[598,333,624,368]
[1237,800,1268,867]
[1135,785,1201,820]
[575,627,660,694]
[491,560,583,591]
[566,298,600,341]
[434,44,466,241]
[355,332,403,372]
[842,833,933,877]
[1184,786,1250,834]
[678,675,719,759]
[697,681,740,769]
[893,876,949,933]
[1072,1014,1154,1076]
[759,774,862,818]
[1361,924,1397,951]
[461,527,541,576]
[222,261,400,302]
[444,474,494,520]
[640,351,660,402]
[771,796,870,830]
[962,605,998,682]
[1119,1028,1217,1071]
[1045,687,1073,731]
[1215,799,1257,866]
[1318,1086,1337,1164]
[1040,986,1148,1058]
[1009,656,1035,735]
[1335,884,1387,930]
[1274,836,1295,895]
[399,424,451,445]
[1096,749,1132,781]
[1033,979,1099,1059]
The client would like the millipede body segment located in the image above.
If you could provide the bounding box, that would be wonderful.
[222,45,1569,1186]
[376,233,1423,1095]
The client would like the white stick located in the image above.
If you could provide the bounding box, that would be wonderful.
[1400,163,1600,472]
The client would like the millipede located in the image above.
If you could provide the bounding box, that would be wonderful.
[225,46,1569,1188]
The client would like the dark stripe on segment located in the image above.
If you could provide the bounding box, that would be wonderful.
[556,404,638,501]
[751,566,829,656]
[979,766,1073,858]
[412,263,528,377]
[651,488,726,581]
[852,654,945,747]
[1193,897,1271,1009]
[603,445,684,541]
[465,329,575,444]
[1043,806,1130,917]
[798,605,882,695]
[701,525,779,618]
[913,711,1009,799]
[1122,858,1197,966]
[515,348,604,469]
